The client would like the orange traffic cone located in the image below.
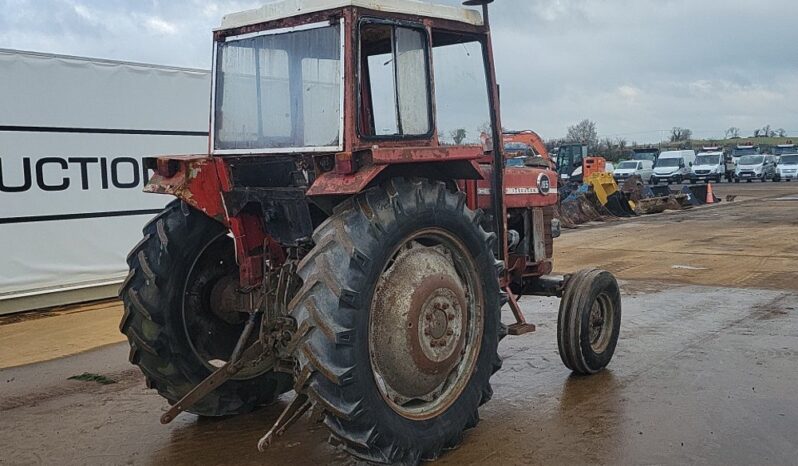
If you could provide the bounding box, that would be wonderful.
[706,182,715,204]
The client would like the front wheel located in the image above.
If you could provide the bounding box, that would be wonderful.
[557,269,622,375]
[289,178,502,464]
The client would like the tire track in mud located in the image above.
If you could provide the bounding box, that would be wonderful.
[0,368,140,411]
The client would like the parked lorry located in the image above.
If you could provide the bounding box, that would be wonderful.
[771,142,797,163]
[731,144,758,164]
[775,153,798,181]
[651,149,696,184]
[119,1,622,463]
[630,147,659,163]
[690,147,734,183]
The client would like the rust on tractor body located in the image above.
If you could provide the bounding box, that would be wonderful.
[140,0,561,308]
[144,155,228,224]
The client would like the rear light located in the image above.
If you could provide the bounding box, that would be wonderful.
[334,152,354,175]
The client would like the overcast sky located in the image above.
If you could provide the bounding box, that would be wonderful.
[2,0,797,143]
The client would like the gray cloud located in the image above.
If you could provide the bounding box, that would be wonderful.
[2,0,796,142]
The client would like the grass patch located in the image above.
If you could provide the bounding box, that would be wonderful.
[68,372,117,385]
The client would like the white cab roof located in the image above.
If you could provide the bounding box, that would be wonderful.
[219,0,483,30]
[660,150,695,157]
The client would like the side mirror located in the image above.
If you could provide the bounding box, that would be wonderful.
[689,162,693,167]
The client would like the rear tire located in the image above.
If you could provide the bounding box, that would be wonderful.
[557,269,622,375]
[119,200,292,416]
[289,178,502,464]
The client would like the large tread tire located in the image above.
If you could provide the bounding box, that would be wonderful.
[120,200,292,416]
[289,178,502,464]
[557,269,622,375]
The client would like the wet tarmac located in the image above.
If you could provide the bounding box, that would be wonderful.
[1,283,797,465]
[1,182,798,465]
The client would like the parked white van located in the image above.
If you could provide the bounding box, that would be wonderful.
[775,153,798,181]
[651,150,696,184]
[613,160,654,183]
[690,151,733,183]
[735,154,777,182]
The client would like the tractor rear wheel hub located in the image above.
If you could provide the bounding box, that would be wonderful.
[371,242,468,400]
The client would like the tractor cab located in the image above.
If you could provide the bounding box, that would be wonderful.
[151,0,508,251]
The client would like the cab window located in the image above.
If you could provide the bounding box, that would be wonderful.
[431,31,491,145]
[359,21,431,137]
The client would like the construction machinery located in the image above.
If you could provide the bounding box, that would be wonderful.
[556,143,606,184]
[503,129,550,158]
[120,1,622,463]
[502,130,553,168]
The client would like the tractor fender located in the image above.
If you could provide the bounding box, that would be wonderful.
[143,155,228,225]
[307,160,483,197]
[306,165,387,196]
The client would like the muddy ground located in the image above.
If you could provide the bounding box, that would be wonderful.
[1,182,797,465]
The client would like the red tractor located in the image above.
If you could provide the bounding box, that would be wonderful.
[120,0,622,463]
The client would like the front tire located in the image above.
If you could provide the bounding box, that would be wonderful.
[289,178,502,464]
[557,269,622,375]
[119,201,292,416]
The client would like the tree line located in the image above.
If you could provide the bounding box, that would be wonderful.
[551,119,792,162]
